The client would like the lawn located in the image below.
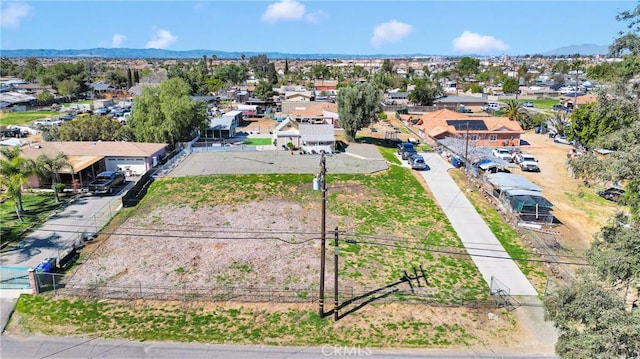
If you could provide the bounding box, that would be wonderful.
[10,294,505,348]
[242,137,273,146]
[0,111,59,126]
[0,193,65,248]
[498,98,561,109]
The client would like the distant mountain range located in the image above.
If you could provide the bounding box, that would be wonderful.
[0,44,610,59]
[542,43,609,56]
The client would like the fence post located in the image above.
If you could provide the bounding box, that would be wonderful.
[28,269,39,295]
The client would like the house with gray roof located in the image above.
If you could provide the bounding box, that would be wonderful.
[299,123,335,154]
[206,110,242,139]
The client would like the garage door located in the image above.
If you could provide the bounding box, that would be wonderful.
[106,158,146,175]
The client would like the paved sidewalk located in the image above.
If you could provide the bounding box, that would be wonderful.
[419,153,538,296]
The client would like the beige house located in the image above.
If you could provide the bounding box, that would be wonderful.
[19,141,166,188]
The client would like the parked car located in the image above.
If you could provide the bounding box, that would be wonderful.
[88,171,126,195]
[553,135,572,145]
[481,102,502,112]
[94,107,110,116]
[34,118,63,126]
[522,102,534,108]
[492,148,512,161]
[514,153,540,172]
[58,113,76,121]
[552,104,564,111]
[409,154,427,170]
[597,187,625,203]
[397,142,417,160]
[520,161,541,172]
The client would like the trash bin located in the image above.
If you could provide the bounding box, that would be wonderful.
[534,126,541,134]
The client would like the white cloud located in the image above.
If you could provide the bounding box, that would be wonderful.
[370,20,413,48]
[261,0,305,23]
[305,10,327,24]
[0,2,32,29]
[145,28,177,49]
[452,31,509,55]
[111,34,126,48]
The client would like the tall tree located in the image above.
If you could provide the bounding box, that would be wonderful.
[58,116,132,142]
[408,79,443,106]
[126,68,133,88]
[265,63,278,84]
[545,276,640,358]
[585,219,640,288]
[0,147,33,221]
[248,54,270,78]
[381,59,394,74]
[502,77,519,94]
[34,152,72,203]
[254,81,275,101]
[128,78,208,144]
[337,82,383,141]
[215,64,248,85]
[284,59,290,75]
[456,57,480,79]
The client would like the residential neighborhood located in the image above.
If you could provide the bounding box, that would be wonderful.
[1,2,639,358]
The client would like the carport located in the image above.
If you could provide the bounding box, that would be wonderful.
[503,189,555,223]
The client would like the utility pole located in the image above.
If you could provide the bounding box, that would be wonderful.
[333,227,339,321]
[318,154,327,318]
[464,122,471,189]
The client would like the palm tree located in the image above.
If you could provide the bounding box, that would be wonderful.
[548,110,572,136]
[35,152,73,203]
[504,99,532,128]
[0,147,33,221]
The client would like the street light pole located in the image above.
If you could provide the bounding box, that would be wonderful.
[318,154,327,318]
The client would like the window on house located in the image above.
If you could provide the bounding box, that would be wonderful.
[470,134,478,141]
[489,134,498,142]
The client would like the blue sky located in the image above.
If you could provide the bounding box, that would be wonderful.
[0,1,635,55]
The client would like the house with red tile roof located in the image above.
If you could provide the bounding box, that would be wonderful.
[411,109,524,147]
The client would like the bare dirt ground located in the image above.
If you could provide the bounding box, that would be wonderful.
[514,132,621,252]
[60,116,561,353]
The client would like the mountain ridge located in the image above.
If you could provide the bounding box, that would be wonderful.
[0,44,609,58]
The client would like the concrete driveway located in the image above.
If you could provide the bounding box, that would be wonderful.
[0,187,129,269]
[409,153,538,296]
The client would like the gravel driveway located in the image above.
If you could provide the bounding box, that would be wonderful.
[169,144,388,176]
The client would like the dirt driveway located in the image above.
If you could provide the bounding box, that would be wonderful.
[513,132,621,252]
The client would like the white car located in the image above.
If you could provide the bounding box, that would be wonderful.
[492,148,512,161]
[553,135,572,145]
[34,118,63,126]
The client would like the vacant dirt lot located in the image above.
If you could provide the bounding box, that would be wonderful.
[514,132,621,252]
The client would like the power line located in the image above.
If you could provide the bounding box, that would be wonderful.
[347,239,589,266]
[4,222,586,262]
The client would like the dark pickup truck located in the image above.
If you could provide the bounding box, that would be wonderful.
[88,171,125,194]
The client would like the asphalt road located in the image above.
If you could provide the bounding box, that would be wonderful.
[0,335,558,359]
